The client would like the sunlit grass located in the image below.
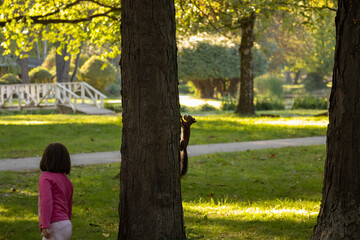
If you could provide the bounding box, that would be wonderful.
[0,145,324,239]
[0,113,327,158]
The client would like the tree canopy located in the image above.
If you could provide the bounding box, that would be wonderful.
[0,0,121,58]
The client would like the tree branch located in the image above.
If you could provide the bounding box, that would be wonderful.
[0,0,121,27]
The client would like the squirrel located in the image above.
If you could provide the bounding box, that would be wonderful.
[180,115,196,177]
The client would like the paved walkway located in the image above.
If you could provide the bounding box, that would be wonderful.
[0,136,326,171]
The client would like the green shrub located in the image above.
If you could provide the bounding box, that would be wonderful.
[29,67,53,83]
[255,98,285,110]
[105,74,121,97]
[104,102,122,113]
[198,103,218,112]
[0,73,21,84]
[303,72,326,91]
[220,97,237,111]
[254,73,284,98]
[42,49,56,70]
[79,56,117,92]
[292,96,328,109]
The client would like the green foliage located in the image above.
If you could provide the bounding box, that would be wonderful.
[220,96,237,111]
[79,56,117,92]
[42,49,56,71]
[104,102,122,113]
[178,41,240,81]
[0,1,121,59]
[254,73,284,98]
[303,72,326,91]
[0,73,21,84]
[292,96,328,110]
[104,67,121,97]
[178,82,195,94]
[255,97,285,110]
[29,67,53,83]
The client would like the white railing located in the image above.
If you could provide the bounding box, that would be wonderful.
[0,82,107,112]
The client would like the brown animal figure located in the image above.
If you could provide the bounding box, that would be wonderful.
[180,115,196,177]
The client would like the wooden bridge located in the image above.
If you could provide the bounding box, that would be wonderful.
[0,82,115,115]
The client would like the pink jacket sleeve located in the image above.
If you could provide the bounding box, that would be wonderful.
[38,175,53,229]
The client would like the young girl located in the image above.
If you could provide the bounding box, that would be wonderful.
[38,143,73,240]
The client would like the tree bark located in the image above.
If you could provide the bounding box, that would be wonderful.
[19,56,30,84]
[311,1,360,239]
[235,12,256,115]
[70,43,83,82]
[118,0,186,239]
[55,42,71,83]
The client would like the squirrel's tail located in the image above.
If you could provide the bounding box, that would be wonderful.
[180,149,188,177]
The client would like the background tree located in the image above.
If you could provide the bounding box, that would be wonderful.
[0,0,121,82]
[311,0,360,239]
[177,0,336,114]
[119,0,186,239]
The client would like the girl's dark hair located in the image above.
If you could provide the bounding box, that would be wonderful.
[40,143,71,174]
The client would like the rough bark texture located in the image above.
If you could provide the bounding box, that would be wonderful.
[311,1,360,239]
[55,43,71,83]
[235,13,256,115]
[118,0,186,239]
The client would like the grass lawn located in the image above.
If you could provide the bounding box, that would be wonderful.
[0,145,325,239]
[0,112,327,159]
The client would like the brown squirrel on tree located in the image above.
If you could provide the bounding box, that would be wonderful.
[180,115,196,177]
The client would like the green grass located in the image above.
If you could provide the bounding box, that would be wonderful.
[0,145,325,239]
[0,112,327,159]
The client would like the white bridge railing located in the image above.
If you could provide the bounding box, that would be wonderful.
[0,82,107,112]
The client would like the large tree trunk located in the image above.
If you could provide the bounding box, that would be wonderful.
[235,12,256,115]
[55,42,71,83]
[118,0,186,239]
[311,1,360,239]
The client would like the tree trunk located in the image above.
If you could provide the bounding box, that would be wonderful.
[55,42,71,83]
[235,12,256,115]
[311,1,360,239]
[19,56,30,84]
[118,0,186,239]
[294,70,301,84]
[70,43,83,82]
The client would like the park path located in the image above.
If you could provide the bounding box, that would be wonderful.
[0,136,326,171]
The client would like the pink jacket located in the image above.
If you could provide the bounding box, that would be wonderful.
[38,172,73,229]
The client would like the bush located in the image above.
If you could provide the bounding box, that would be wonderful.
[255,98,285,110]
[292,96,328,109]
[29,67,53,83]
[105,75,121,97]
[0,73,21,84]
[42,49,56,70]
[198,103,218,112]
[220,97,237,111]
[303,72,326,92]
[104,102,122,113]
[79,56,117,92]
[254,73,284,98]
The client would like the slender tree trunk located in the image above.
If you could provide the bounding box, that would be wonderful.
[56,42,71,83]
[19,56,30,84]
[43,40,47,61]
[311,1,360,239]
[294,70,301,84]
[235,12,256,115]
[118,0,185,239]
[70,43,83,82]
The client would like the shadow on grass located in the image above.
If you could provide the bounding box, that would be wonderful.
[184,212,316,240]
[182,146,325,203]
